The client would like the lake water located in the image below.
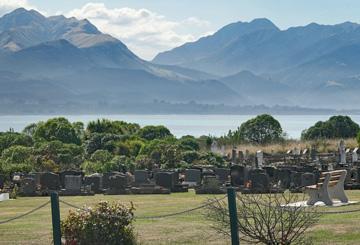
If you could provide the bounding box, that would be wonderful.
[1,114,360,139]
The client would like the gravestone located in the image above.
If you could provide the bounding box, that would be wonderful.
[249,169,269,192]
[353,148,359,163]
[293,147,301,155]
[230,165,248,186]
[106,174,129,194]
[339,140,346,164]
[134,170,150,185]
[84,173,102,193]
[155,172,174,190]
[290,171,302,189]
[214,168,230,183]
[231,148,237,163]
[256,151,264,168]
[310,145,317,160]
[301,173,316,187]
[64,175,82,193]
[103,171,123,189]
[40,172,60,190]
[303,149,308,155]
[59,170,83,188]
[184,169,202,186]
[20,178,36,196]
[196,175,225,194]
[275,169,291,189]
[210,141,219,153]
[263,166,276,182]
[238,151,244,164]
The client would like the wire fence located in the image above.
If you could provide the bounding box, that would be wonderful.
[1,194,360,226]
[0,200,50,224]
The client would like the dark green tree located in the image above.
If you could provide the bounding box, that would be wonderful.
[33,117,81,145]
[234,114,283,144]
[137,125,173,141]
[302,115,360,140]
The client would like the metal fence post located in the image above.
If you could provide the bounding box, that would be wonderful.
[50,192,61,245]
[227,187,239,245]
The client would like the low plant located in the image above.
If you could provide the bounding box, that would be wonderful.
[61,201,137,245]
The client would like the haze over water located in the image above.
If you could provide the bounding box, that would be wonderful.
[1,115,360,139]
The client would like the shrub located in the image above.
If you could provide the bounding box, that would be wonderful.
[61,201,137,245]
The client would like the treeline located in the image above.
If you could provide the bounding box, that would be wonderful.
[0,118,224,176]
[220,114,360,145]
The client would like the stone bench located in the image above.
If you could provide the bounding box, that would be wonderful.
[305,170,348,206]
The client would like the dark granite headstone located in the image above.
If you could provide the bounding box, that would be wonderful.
[230,165,248,186]
[290,171,302,189]
[184,169,201,184]
[21,177,36,196]
[134,170,150,185]
[275,169,291,189]
[249,169,269,192]
[40,172,60,190]
[60,170,83,188]
[84,173,102,193]
[155,172,174,190]
[301,173,316,187]
[64,175,82,192]
[214,168,230,183]
[263,166,276,181]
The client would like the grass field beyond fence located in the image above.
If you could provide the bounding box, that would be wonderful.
[1,190,360,244]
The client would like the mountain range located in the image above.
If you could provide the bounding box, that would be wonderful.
[1,8,360,113]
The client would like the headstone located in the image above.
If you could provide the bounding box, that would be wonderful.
[214,168,230,183]
[106,174,129,194]
[286,149,292,155]
[339,140,346,164]
[231,148,237,163]
[184,169,202,185]
[275,169,291,189]
[352,148,359,163]
[302,149,308,155]
[230,165,248,186]
[134,170,150,185]
[40,172,60,190]
[60,170,83,188]
[220,145,226,156]
[301,173,316,187]
[155,172,174,190]
[310,145,317,160]
[249,169,269,192]
[84,173,102,193]
[64,175,82,193]
[198,176,223,193]
[263,166,276,181]
[238,151,244,164]
[20,177,36,196]
[256,151,263,168]
[290,171,302,189]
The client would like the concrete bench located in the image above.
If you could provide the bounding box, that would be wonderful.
[305,170,348,206]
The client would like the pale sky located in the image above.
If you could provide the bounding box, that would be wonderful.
[1,0,360,60]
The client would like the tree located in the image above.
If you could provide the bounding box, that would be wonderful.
[0,132,33,153]
[302,115,360,140]
[137,125,173,141]
[205,192,321,244]
[233,114,283,144]
[33,117,81,145]
[86,119,140,135]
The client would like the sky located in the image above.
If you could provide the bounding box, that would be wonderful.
[1,0,360,60]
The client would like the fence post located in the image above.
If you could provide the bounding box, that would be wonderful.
[50,192,61,245]
[227,187,239,245]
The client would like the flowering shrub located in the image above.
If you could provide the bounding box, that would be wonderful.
[61,201,137,245]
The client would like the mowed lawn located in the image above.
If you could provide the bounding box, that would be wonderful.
[1,190,360,245]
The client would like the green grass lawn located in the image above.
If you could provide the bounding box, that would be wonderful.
[1,190,360,244]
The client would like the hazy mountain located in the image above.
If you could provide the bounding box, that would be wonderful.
[153,19,360,78]
[0,8,241,111]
